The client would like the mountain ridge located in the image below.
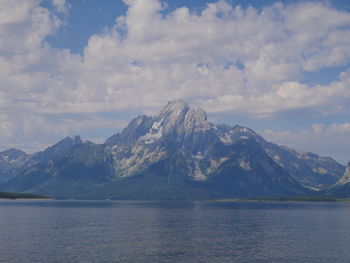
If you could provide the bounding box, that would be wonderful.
[0,100,346,199]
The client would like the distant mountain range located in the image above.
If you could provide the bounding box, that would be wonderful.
[0,100,348,199]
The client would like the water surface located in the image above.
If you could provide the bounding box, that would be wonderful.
[0,200,349,263]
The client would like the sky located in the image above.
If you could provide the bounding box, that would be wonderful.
[0,0,350,164]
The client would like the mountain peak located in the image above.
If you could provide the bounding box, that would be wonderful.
[59,135,82,145]
[35,135,83,159]
[165,99,188,108]
[155,100,212,136]
[0,148,28,163]
[73,135,83,144]
[159,100,189,118]
[0,148,27,156]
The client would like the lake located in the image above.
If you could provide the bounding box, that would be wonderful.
[0,200,349,263]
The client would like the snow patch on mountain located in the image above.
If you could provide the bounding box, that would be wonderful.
[193,162,206,181]
[238,159,252,171]
[192,153,204,160]
[337,162,350,185]
[139,120,164,144]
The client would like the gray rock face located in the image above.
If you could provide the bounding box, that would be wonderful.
[104,100,218,179]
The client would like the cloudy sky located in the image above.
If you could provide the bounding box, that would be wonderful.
[1,0,350,164]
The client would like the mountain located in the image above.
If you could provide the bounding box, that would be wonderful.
[0,137,115,198]
[0,100,345,199]
[0,149,30,182]
[101,100,306,199]
[326,161,350,197]
[22,135,83,168]
[217,125,344,189]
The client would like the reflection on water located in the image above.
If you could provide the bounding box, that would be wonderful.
[0,200,349,263]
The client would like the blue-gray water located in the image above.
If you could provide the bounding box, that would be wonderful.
[0,200,349,263]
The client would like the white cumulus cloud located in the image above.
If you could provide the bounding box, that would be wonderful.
[0,0,350,158]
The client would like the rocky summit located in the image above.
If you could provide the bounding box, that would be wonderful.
[0,100,346,199]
